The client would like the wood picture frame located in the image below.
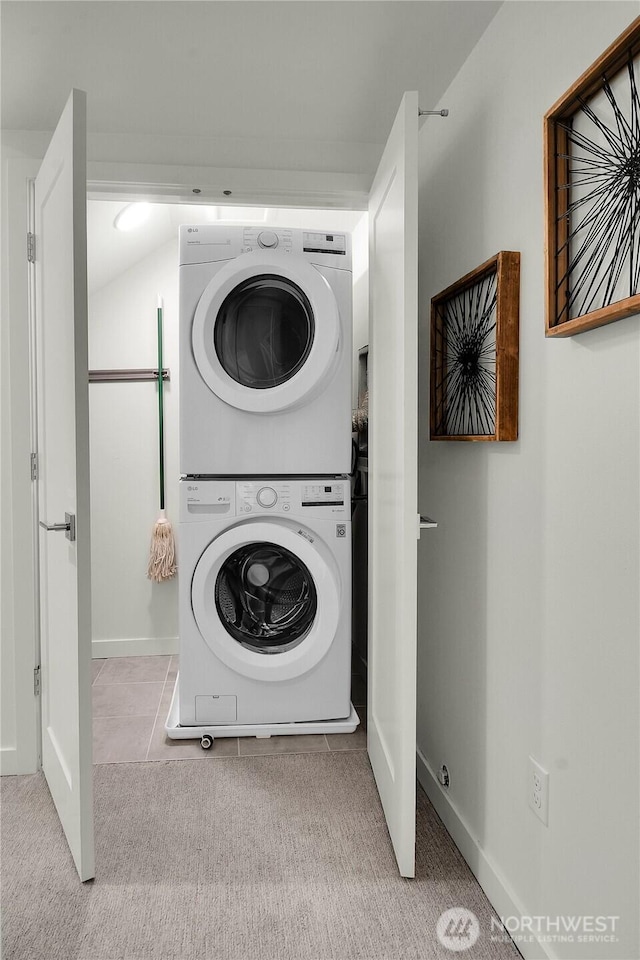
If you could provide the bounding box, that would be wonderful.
[544,17,640,337]
[430,251,520,442]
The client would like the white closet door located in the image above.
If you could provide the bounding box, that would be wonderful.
[367,91,419,879]
[35,88,94,882]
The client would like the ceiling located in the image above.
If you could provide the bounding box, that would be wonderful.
[2,1,500,158]
[87,200,365,295]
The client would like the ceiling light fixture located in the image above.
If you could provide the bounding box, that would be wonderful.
[114,202,151,232]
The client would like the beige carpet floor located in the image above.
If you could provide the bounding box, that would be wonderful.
[1,752,519,960]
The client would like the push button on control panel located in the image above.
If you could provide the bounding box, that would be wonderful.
[256,486,278,508]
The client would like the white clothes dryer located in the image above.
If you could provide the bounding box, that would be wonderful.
[177,477,352,726]
[179,225,352,476]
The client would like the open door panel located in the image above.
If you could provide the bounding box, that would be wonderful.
[367,91,419,879]
[34,88,94,882]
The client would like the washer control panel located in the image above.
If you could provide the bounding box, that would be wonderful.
[180,479,348,520]
[238,481,292,514]
[301,481,346,508]
[236,480,347,516]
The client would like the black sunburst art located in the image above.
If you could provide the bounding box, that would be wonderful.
[546,19,640,336]
[430,253,520,442]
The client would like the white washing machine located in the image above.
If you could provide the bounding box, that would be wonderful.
[179,225,352,476]
[177,477,352,726]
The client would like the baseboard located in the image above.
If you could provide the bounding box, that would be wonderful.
[0,746,18,776]
[416,746,553,960]
[92,636,179,659]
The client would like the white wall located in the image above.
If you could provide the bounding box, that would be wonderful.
[88,236,180,657]
[416,5,639,960]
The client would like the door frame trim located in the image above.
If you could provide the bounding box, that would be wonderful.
[4,157,367,775]
[1,159,41,775]
[27,176,43,772]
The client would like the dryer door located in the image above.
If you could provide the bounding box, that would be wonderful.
[191,521,340,681]
[191,251,340,413]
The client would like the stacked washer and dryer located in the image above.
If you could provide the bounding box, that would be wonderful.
[166,225,359,745]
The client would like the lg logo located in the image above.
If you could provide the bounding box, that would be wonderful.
[187,227,199,234]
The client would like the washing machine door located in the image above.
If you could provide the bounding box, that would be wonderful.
[191,250,340,413]
[191,521,340,682]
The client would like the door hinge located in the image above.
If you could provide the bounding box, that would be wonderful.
[30,452,38,481]
[34,665,41,696]
[27,232,36,263]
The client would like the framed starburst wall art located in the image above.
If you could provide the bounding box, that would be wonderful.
[430,252,520,442]
[545,17,640,336]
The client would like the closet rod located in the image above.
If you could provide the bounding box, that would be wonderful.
[89,368,170,383]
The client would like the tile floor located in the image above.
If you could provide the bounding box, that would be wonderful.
[92,655,367,764]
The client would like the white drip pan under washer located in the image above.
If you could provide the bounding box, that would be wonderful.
[165,674,360,746]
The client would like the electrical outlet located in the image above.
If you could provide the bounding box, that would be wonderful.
[437,764,450,788]
[528,756,549,825]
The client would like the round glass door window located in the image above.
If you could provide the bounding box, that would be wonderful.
[214,275,315,389]
[215,542,317,653]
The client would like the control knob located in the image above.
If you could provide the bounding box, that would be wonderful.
[256,486,278,508]
[258,231,278,249]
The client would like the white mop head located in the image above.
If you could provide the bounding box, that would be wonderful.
[147,511,177,582]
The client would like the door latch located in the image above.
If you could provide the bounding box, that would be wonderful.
[39,512,76,542]
[417,513,438,538]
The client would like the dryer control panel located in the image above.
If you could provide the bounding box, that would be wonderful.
[179,224,351,271]
[241,227,293,254]
[302,232,347,256]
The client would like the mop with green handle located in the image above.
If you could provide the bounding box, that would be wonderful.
[147,295,177,582]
